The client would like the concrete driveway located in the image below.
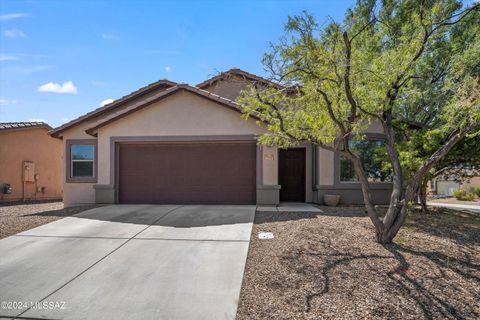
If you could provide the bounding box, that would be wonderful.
[0,205,255,320]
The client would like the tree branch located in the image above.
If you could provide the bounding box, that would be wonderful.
[342,31,359,122]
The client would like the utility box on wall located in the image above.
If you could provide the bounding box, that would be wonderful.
[23,161,35,182]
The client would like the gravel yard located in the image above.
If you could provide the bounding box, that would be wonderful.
[0,202,101,239]
[237,206,480,320]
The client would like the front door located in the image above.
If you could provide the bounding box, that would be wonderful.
[279,148,306,202]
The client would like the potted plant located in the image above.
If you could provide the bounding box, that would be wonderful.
[324,194,341,206]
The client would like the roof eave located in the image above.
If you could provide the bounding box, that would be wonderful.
[84,84,262,136]
[49,79,177,138]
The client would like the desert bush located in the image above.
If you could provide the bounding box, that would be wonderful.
[474,187,480,198]
[453,189,476,201]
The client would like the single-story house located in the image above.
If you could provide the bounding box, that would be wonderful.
[0,122,63,202]
[430,175,480,196]
[49,69,392,207]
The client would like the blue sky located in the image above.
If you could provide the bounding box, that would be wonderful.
[0,0,379,127]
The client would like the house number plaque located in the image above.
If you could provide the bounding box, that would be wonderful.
[263,154,274,161]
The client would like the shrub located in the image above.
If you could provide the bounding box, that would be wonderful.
[453,189,475,201]
[474,187,480,198]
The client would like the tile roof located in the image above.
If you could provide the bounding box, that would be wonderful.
[0,122,52,131]
[196,68,285,89]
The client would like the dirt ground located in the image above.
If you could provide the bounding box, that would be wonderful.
[237,206,480,320]
[0,201,101,239]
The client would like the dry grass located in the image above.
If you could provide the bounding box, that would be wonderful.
[237,206,480,320]
[0,201,101,239]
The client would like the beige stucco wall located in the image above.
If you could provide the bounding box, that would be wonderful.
[464,177,480,189]
[261,146,278,185]
[0,127,63,202]
[96,90,267,184]
[433,176,480,196]
[318,147,335,186]
[61,123,96,206]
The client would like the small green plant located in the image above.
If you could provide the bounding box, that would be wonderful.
[453,189,475,201]
[474,187,480,198]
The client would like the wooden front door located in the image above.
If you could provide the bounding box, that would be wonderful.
[279,148,306,202]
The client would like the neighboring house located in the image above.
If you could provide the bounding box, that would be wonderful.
[0,122,63,202]
[50,68,392,207]
[430,176,480,196]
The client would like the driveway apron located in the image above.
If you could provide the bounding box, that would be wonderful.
[0,205,255,320]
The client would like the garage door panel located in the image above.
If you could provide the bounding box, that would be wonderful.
[118,143,256,204]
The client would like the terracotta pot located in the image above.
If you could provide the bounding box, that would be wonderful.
[324,194,341,206]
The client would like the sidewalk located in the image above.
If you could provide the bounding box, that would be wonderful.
[427,202,480,213]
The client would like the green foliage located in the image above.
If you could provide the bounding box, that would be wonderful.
[474,187,480,198]
[238,0,480,242]
[340,139,392,182]
[238,0,480,177]
[453,188,475,201]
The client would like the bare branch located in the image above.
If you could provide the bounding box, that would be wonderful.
[342,31,359,122]
[316,87,347,134]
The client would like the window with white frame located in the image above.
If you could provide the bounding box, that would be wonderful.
[71,144,95,177]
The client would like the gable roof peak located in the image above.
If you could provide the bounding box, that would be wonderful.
[84,83,258,136]
[49,78,177,138]
[196,68,285,89]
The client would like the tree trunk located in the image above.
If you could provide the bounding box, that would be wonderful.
[419,178,428,214]
[316,125,473,244]
[378,127,472,243]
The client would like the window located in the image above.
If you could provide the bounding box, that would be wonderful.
[340,139,392,182]
[71,144,95,177]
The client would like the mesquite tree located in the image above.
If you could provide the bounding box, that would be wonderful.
[238,0,480,243]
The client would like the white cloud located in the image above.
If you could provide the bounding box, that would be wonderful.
[0,13,29,21]
[37,81,77,94]
[4,29,27,38]
[60,117,72,124]
[0,99,17,106]
[165,66,172,72]
[101,33,118,40]
[100,98,114,107]
[28,118,46,123]
[0,54,18,61]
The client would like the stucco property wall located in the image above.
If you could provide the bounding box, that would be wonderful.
[0,127,63,202]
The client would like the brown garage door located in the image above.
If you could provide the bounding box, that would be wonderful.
[118,142,256,204]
